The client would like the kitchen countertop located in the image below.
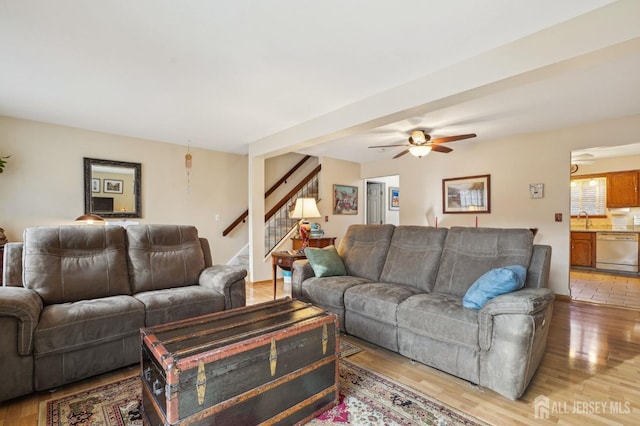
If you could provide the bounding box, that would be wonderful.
[570,227,640,233]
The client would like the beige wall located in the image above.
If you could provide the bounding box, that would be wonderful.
[4,114,640,290]
[0,116,248,264]
[362,114,640,296]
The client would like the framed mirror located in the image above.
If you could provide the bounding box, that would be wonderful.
[84,157,142,218]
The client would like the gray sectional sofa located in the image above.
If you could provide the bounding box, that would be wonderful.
[292,224,554,400]
[0,224,247,403]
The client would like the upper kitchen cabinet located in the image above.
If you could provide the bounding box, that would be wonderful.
[606,170,639,208]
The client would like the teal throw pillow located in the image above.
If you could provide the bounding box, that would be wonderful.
[304,245,346,278]
[462,265,527,310]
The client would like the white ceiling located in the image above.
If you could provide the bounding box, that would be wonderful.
[2,0,639,163]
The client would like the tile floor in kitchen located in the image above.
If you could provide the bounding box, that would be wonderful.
[570,269,640,308]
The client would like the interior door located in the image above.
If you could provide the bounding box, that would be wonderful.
[367,182,385,224]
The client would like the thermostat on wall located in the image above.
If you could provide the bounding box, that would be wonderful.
[529,183,544,199]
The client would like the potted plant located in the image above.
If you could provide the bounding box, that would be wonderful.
[0,155,9,173]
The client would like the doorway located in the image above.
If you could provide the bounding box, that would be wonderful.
[366,182,385,224]
[569,144,640,308]
[365,175,400,225]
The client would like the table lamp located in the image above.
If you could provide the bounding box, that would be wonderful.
[75,213,105,225]
[290,198,321,249]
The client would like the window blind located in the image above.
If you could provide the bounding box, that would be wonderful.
[570,177,606,216]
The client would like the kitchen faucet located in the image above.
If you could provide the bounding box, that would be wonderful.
[578,211,590,229]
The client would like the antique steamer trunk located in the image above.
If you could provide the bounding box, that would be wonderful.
[140,298,339,425]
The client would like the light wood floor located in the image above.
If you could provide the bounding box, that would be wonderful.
[2,280,639,425]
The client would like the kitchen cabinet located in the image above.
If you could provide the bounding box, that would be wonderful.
[607,170,639,207]
[571,231,595,268]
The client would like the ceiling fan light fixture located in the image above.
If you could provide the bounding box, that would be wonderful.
[410,130,426,144]
[409,145,431,158]
[368,130,473,159]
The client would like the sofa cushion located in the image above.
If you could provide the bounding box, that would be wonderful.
[338,224,395,281]
[433,227,533,298]
[397,293,479,349]
[379,226,448,291]
[23,226,130,305]
[33,295,145,356]
[344,283,423,325]
[299,276,371,311]
[304,245,346,277]
[135,285,226,326]
[126,225,206,293]
[463,265,527,310]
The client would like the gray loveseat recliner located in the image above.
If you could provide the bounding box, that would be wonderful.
[0,224,247,403]
[292,224,554,400]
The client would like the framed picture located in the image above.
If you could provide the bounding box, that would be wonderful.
[529,183,544,199]
[442,174,491,214]
[389,187,399,210]
[333,184,358,215]
[103,179,124,194]
[91,178,100,193]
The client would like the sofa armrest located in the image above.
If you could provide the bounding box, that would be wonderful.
[291,260,315,299]
[525,245,552,289]
[199,238,213,268]
[0,287,43,355]
[478,288,554,351]
[3,242,24,287]
[199,265,247,309]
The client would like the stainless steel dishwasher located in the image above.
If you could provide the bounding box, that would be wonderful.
[595,232,639,273]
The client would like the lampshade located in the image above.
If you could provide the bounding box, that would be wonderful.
[291,198,321,219]
[409,145,432,158]
[75,213,105,224]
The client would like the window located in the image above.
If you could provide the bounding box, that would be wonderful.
[570,177,606,216]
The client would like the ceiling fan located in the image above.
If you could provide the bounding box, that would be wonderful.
[571,153,595,165]
[570,153,595,174]
[369,130,477,159]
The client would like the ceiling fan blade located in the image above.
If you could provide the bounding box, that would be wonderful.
[430,133,477,144]
[430,144,452,153]
[393,149,410,159]
[368,144,410,148]
[571,153,594,162]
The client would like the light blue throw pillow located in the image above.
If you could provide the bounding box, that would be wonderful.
[304,245,346,277]
[462,265,527,310]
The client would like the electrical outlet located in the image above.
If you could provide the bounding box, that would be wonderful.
[555,213,562,222]
[215,214,221,221]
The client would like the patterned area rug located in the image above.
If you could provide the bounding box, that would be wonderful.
[338,339,362,358]
[309,359,486,425]
[39,342,485,426]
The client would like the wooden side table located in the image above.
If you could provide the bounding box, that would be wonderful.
[271,251,306,300]
[291,237,336,251]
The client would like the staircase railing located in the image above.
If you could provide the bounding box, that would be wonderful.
[264,165,320,255]
[222,155,311,237]
[221,156,322,256]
